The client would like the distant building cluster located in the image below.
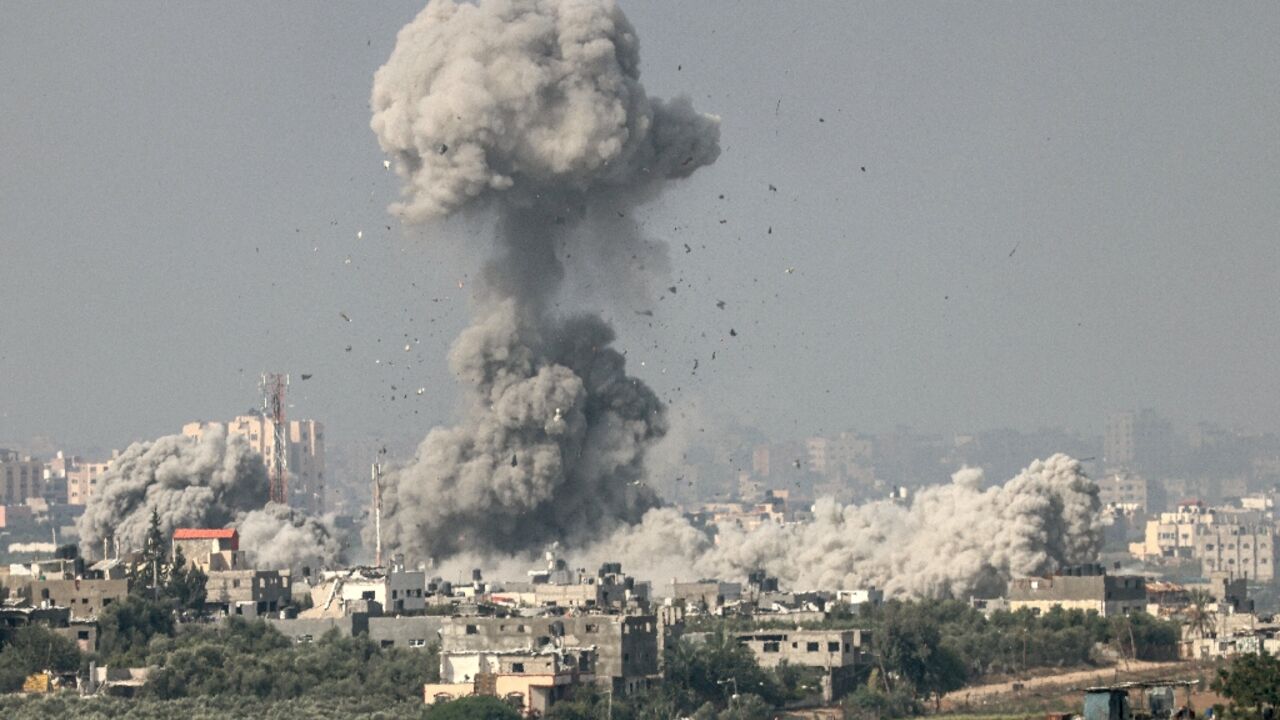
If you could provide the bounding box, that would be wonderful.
[0,413,326,557]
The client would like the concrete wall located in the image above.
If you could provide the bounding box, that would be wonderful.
[440,615,658,693]
[367,615,441,649]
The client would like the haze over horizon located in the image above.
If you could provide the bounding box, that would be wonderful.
[4,1,1279,454]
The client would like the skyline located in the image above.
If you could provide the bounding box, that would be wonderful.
[4,2,1280,454]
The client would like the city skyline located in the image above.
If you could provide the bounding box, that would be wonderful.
[3,2,1279,454]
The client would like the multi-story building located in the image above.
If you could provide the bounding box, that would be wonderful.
[307,563,427,615]
[439,614,659,695]
[425,647,596,716]
[1130,500,1263,561]
[62,453,116,506]
[1105,409,1174,475]
[491,558,651,612]
[1196,524,1277,581]
[183,416,326,513]
[172,527,291,615]
[1007,565,1146,617]
[1097,473,1158,513]
[16,578,129,620]
[1,450,45,505]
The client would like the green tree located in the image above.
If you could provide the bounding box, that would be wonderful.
[164,545,207,611]
[1212,652,1280,716]
[96,595,175,666]
[139,508,168,600]
[0,625,81,692]
[1183,589,1217,640]
[662,629,783,711]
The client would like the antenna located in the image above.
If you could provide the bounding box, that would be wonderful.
[372,460,383,567]
[260,373,290,505]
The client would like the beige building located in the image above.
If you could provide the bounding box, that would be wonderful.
[1130,501,1264,562]
[64,454,116,506]
[1,451,45,505]
[425,648,596,717]
[183,416,326,513]
[1197,524,1277,581]
[1097,473,1152,513]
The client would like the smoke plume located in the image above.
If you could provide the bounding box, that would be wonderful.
[77,425,268,554]
[590,454,1103,599]
[237,503,346,571]
[371,0,720,559]
[78,426,344,569]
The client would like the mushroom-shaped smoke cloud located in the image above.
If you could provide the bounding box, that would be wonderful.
[371,0,720,561]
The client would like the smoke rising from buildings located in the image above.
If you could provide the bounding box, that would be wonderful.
[77,426,344,569]
[77,425,268,554]
[593,454,1102,598]
[237,503,346,570]
[370,0,720,559]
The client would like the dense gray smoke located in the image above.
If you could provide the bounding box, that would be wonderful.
[237,503,346,571]
[593,454,1103,599]
[77,426,268,555]
[371,0,720,559]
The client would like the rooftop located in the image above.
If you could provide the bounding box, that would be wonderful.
[173,528,238,540]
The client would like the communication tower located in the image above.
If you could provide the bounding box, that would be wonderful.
[260,373,290,505]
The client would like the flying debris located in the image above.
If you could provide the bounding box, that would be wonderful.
[357,230,363,240]
[667,286,677,294]
[729,328,737,337]
[383,160,391,169]
[1009,242,1020,257]
[300,374,313,380]
[416,387,426,395]
[715,300,726,309]
[339,311,351,322]
[369,0,719,559]
[683,243,691,254]
[785,267,795,274]
[635,309,654,317]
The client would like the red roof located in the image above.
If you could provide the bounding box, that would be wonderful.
[173,528,238,540]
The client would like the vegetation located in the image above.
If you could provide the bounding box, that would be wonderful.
[0,625,81,692]
[142,618,438,702]
[1213,652,1280,717]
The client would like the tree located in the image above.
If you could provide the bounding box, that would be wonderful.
[0,625,81,692]
[164,545,207,611]
[1212,652,1280,716]
[662,629,783,711]
[137,509,168,601]
[96,595,175,666]
[1183,589,1218,640]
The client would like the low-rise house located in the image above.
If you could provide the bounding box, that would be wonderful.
[1007,565,1146,618]
[439,614,658,695]
[16,578,128,619]
[424,647,596,717]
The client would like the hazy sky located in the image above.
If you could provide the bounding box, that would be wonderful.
[3,1,1278,453]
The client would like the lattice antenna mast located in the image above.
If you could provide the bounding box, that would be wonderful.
[260,372,290,505]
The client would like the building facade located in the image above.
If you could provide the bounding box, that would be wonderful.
[183,416,326,513]
[1007,566,1146,617]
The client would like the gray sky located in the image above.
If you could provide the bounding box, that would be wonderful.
[3,1,1278,453]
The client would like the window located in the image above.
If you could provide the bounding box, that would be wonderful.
[1207,544,1215,550]
[233,579,241,588]
[409,638,426,648]
[512,663,525,673]
[77,631,90,640]
[585,623,599,633]
[807,642,820,652]
[828,642,840,652]
[466,625,478,635]
[380,640,394,648]
[762,642,779,653]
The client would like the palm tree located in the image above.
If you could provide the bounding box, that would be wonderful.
[1183,589,1217,640]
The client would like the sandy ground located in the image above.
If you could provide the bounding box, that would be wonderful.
[943,660,1193,706]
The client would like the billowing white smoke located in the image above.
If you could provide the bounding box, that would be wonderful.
[78,426,345,568]
[237,503,346,571]
[77,426,268,554]
[371,0,720,560]
[587,454,1103,599]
